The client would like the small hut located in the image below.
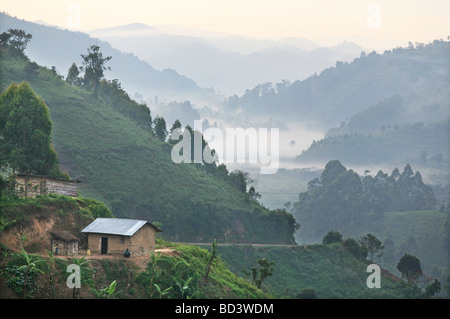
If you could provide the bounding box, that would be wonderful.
[50,231,80,256]
[81,218,162,257]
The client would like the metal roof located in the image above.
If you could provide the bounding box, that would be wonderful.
[81,218,159,236]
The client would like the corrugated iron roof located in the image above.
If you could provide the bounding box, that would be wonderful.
[81,218,161,236]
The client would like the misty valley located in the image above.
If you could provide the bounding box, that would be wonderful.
[0,11,449,301]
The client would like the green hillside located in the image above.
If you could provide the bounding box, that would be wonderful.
[225,40,449,130]
[0,195,442,299]
[0,195,269,299]
[297,119,450,168]
[289,160,450,297]
[0,45,296,244]
[215,243,423,299]
[340,210,450,290]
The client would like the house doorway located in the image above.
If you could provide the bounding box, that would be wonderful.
[101,237,108,254]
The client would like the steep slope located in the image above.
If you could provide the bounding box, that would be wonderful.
[217,244,421,299]
[0,196,269,299]
[0,48,297,244]
[224,40,450,130]
[297,120,450,168]
[0,13,218,104]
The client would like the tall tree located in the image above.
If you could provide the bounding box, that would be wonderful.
[397,254,422,285]
[153,116,168,142]
[66,63,81,86]
[169,119,182,135]
[228,170,250,193]
[359,233,384,261]
[249,258,275,289]
[0,82,64,177]
[5,29,32,52]
[168,119,182,145]
[80,45,111,95]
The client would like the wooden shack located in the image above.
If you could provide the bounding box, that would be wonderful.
[15,174,80,197]
[50,231,80,256]
[81,218,162,257]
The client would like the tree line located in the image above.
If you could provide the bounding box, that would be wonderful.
[1,31,266,205]
[292,160,437,241]
[64,43,267,201]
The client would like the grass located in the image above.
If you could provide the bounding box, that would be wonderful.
[134,241,270,299]
[216,243,419,299]
[339,210,450,288]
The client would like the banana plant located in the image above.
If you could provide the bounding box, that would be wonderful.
[174,276,194,299]
[154,283,172,299]
[17,249,45,298]
[146,251,161,298]
[68,255,93,299]
[94,280,122,299]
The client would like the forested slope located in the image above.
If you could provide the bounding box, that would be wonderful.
[0,45,297,244]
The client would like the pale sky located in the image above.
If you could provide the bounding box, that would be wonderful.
[2,0,449,45]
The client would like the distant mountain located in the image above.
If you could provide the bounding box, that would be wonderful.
[90,24,364,95]
[0,13,218,106]
[224,40,450,130]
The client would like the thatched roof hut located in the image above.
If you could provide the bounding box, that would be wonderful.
[50,231,80,256]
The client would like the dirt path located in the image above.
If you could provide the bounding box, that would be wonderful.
[174,242,300,247]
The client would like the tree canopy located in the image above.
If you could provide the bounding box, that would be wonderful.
[397,254,422,284]
[0,29,32,53]
[153,116,168,142]
[292,160,436,242]
[80,45,111,95]
[359,233,384,261]
[0,82,66,178]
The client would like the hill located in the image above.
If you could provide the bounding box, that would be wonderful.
[0,195,432,299]
[0,195,269,299]
[0,12,219,106]
[342,210,450,292]
[296,120,450,169]
[0,44,297,244]
[91,23,363,95]
[214,243,423,299]
[223,40,449,130]
[289,160,450,297]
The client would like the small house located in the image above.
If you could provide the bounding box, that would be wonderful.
[50,231,80,256]
[81,218,162,257]
[15,174,80,197]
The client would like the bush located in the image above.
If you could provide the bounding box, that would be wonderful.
[342,238,368,260]
[322,230,343,244]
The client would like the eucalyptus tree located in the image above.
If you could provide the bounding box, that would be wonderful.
[0,82,64,178]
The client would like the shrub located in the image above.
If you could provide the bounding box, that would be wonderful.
[322,230,343,244]
[342,238,368,260]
